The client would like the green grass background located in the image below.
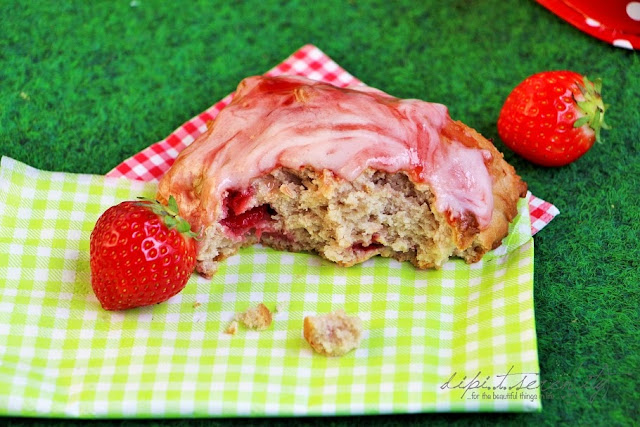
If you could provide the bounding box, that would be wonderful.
[1,0,638,426]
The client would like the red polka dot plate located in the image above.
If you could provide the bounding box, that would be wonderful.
[537,0,640,49]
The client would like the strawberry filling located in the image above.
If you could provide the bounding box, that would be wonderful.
[221,205,274,235]
[351,242,384,254]
[226,188,255,216]
[220,190,276,238]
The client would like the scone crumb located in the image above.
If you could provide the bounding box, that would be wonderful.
[279,183,296,198]
[193,302,201,309]
[225,320,238,335]
[303,310,362,357]
[237,303,273,331]
[275,302,287,314]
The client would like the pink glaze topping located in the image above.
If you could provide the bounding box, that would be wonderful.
[159,75,494,229]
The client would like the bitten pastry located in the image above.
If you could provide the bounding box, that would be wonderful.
[157,75,527,278]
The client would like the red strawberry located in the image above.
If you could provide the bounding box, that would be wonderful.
[89,196,197,310]
[497,71,608,167]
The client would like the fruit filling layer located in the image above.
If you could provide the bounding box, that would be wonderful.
[351,242,384,254]
[220,189,276,238]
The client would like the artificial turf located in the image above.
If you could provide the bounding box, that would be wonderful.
[1,0,638,426]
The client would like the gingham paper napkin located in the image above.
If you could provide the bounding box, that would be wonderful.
[0,45,559,418]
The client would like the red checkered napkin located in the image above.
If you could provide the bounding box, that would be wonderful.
[107,44,559,234]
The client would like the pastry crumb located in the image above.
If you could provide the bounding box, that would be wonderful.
[275,302,286,313]
[225,320,238,335]
[279,183,296,198]
[193,302,201,309]
[303,310,362,357]
[237,303,273,331]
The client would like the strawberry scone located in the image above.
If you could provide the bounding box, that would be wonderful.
[157,75,527,278]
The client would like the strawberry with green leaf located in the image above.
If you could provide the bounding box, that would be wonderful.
[497,70,609,167]
[89,196,197,310]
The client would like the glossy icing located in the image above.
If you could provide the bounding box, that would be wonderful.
[158,75,494,229]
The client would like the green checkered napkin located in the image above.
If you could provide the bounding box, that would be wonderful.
[0,156,541,417]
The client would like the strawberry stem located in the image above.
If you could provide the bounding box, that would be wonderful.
[136,196,198,239]
[572,76,608,143]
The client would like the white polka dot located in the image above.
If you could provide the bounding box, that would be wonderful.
[585,17,601,27]
[627,2,640,21]
[613,39,634,50]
